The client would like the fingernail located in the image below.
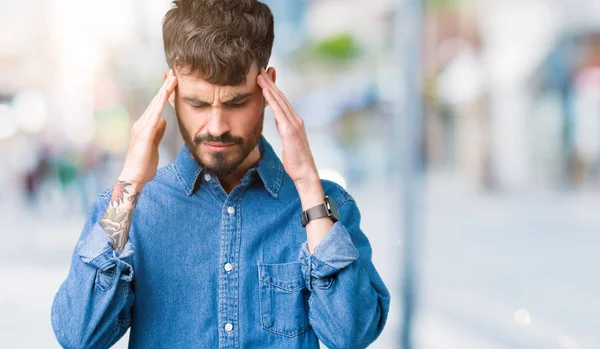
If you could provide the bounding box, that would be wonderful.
[169,68,173,76]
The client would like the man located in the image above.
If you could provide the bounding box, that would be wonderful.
[51,0,390,348]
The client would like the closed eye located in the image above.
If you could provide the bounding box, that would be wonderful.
[188,102,247,109]
[226,102,247,109]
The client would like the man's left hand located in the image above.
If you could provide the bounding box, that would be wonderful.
[256,67,320,188]
[257,67,332,252]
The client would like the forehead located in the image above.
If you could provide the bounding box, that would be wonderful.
[176,64,259,99]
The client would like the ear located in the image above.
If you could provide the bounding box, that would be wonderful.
[261,67,277,109]
[266,66,276,84]
[164,69,176,108]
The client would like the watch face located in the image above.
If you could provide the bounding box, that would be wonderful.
[326,196,340,221]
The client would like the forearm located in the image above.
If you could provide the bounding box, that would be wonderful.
[297,199,391,348]
[306,256,389,349]
[52,250,134,348]
[52,195,135,348]
[295,176,332,254]
[52,67,172,348]
[101,179,142,253]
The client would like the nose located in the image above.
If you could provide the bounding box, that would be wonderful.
[205,107,230,138]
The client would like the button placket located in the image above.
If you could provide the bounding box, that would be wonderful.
[219,198,241,346]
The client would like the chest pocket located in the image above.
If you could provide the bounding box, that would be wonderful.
[258,261,312,337]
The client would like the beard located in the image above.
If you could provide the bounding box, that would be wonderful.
[176,110,264,177]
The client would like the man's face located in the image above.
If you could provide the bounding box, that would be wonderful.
[170,63,270,177]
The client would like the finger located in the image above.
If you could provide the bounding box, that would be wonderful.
[137,93,161,127]
[153,118,167,147]
[136,73,175,139]
[262,87,299,140]
[139,80,169,125]
[258,71,303,126]
[258,70,288,107]
[144,70,178,126]
[257,75,294,125]
[261,86,286,124]
[147,72,177,125]
[258,68,294,111]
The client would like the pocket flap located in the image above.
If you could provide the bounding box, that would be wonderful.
[258,262,304,291]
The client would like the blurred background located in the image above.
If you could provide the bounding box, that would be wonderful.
[1,0,599,348]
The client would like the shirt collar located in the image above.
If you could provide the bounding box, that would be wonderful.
[173,135,283,198]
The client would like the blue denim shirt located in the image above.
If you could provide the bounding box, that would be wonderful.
[51,136,390,349]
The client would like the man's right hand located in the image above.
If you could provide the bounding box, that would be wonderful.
[118,69,178,188]
[101,70,178,252]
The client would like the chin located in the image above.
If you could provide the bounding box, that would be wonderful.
[197,152,241,176]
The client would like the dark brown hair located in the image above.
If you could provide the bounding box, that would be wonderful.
[162,0,275,86]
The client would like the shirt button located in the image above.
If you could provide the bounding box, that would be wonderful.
[227,206,235,215]
[225,323,233,332]
[204,173,211,181]
[224,263,233,272]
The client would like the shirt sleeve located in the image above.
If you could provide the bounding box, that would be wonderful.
[298,221,359,281]
[51,193,135,349]
[298,197,391,349]
[77,220,134,281]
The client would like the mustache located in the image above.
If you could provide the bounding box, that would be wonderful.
[194,132,244,145]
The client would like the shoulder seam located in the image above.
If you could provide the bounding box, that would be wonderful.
[336,191,354,208]
[321,179,354,208]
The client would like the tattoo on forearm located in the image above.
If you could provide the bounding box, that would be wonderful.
[128,192,141,206]
[99,180,140,253]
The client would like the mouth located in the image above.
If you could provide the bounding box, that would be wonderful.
[203,142,236,152]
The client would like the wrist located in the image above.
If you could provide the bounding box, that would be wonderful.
[116,173,144,189]
[295,176,324,211]
[114,177,144,197]
[294,172,320,190]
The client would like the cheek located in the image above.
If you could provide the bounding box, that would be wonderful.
[232,103,263,131]
[245,97,265,120]
[176,106,207,135]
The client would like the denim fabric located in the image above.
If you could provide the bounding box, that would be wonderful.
[51,136,390,349]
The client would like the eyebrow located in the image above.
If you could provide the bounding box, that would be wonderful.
[183,93,252,106]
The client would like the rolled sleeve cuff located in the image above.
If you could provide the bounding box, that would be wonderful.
[76,222,135,282]
[298,221,359,290]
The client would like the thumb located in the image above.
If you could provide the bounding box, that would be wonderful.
[154,118,167,147]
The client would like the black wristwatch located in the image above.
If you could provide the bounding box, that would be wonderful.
[300,196,340,227]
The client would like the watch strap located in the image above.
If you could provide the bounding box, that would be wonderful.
[301,195,341,227]
[300,202,330,227]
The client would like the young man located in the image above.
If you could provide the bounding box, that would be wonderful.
[51,0,390,348]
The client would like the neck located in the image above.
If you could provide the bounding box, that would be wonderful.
[219,145,261,193]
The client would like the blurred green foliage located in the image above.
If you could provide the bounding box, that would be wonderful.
[424,0,468,10]
[290,32,362,71]
[312,33,361,61]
